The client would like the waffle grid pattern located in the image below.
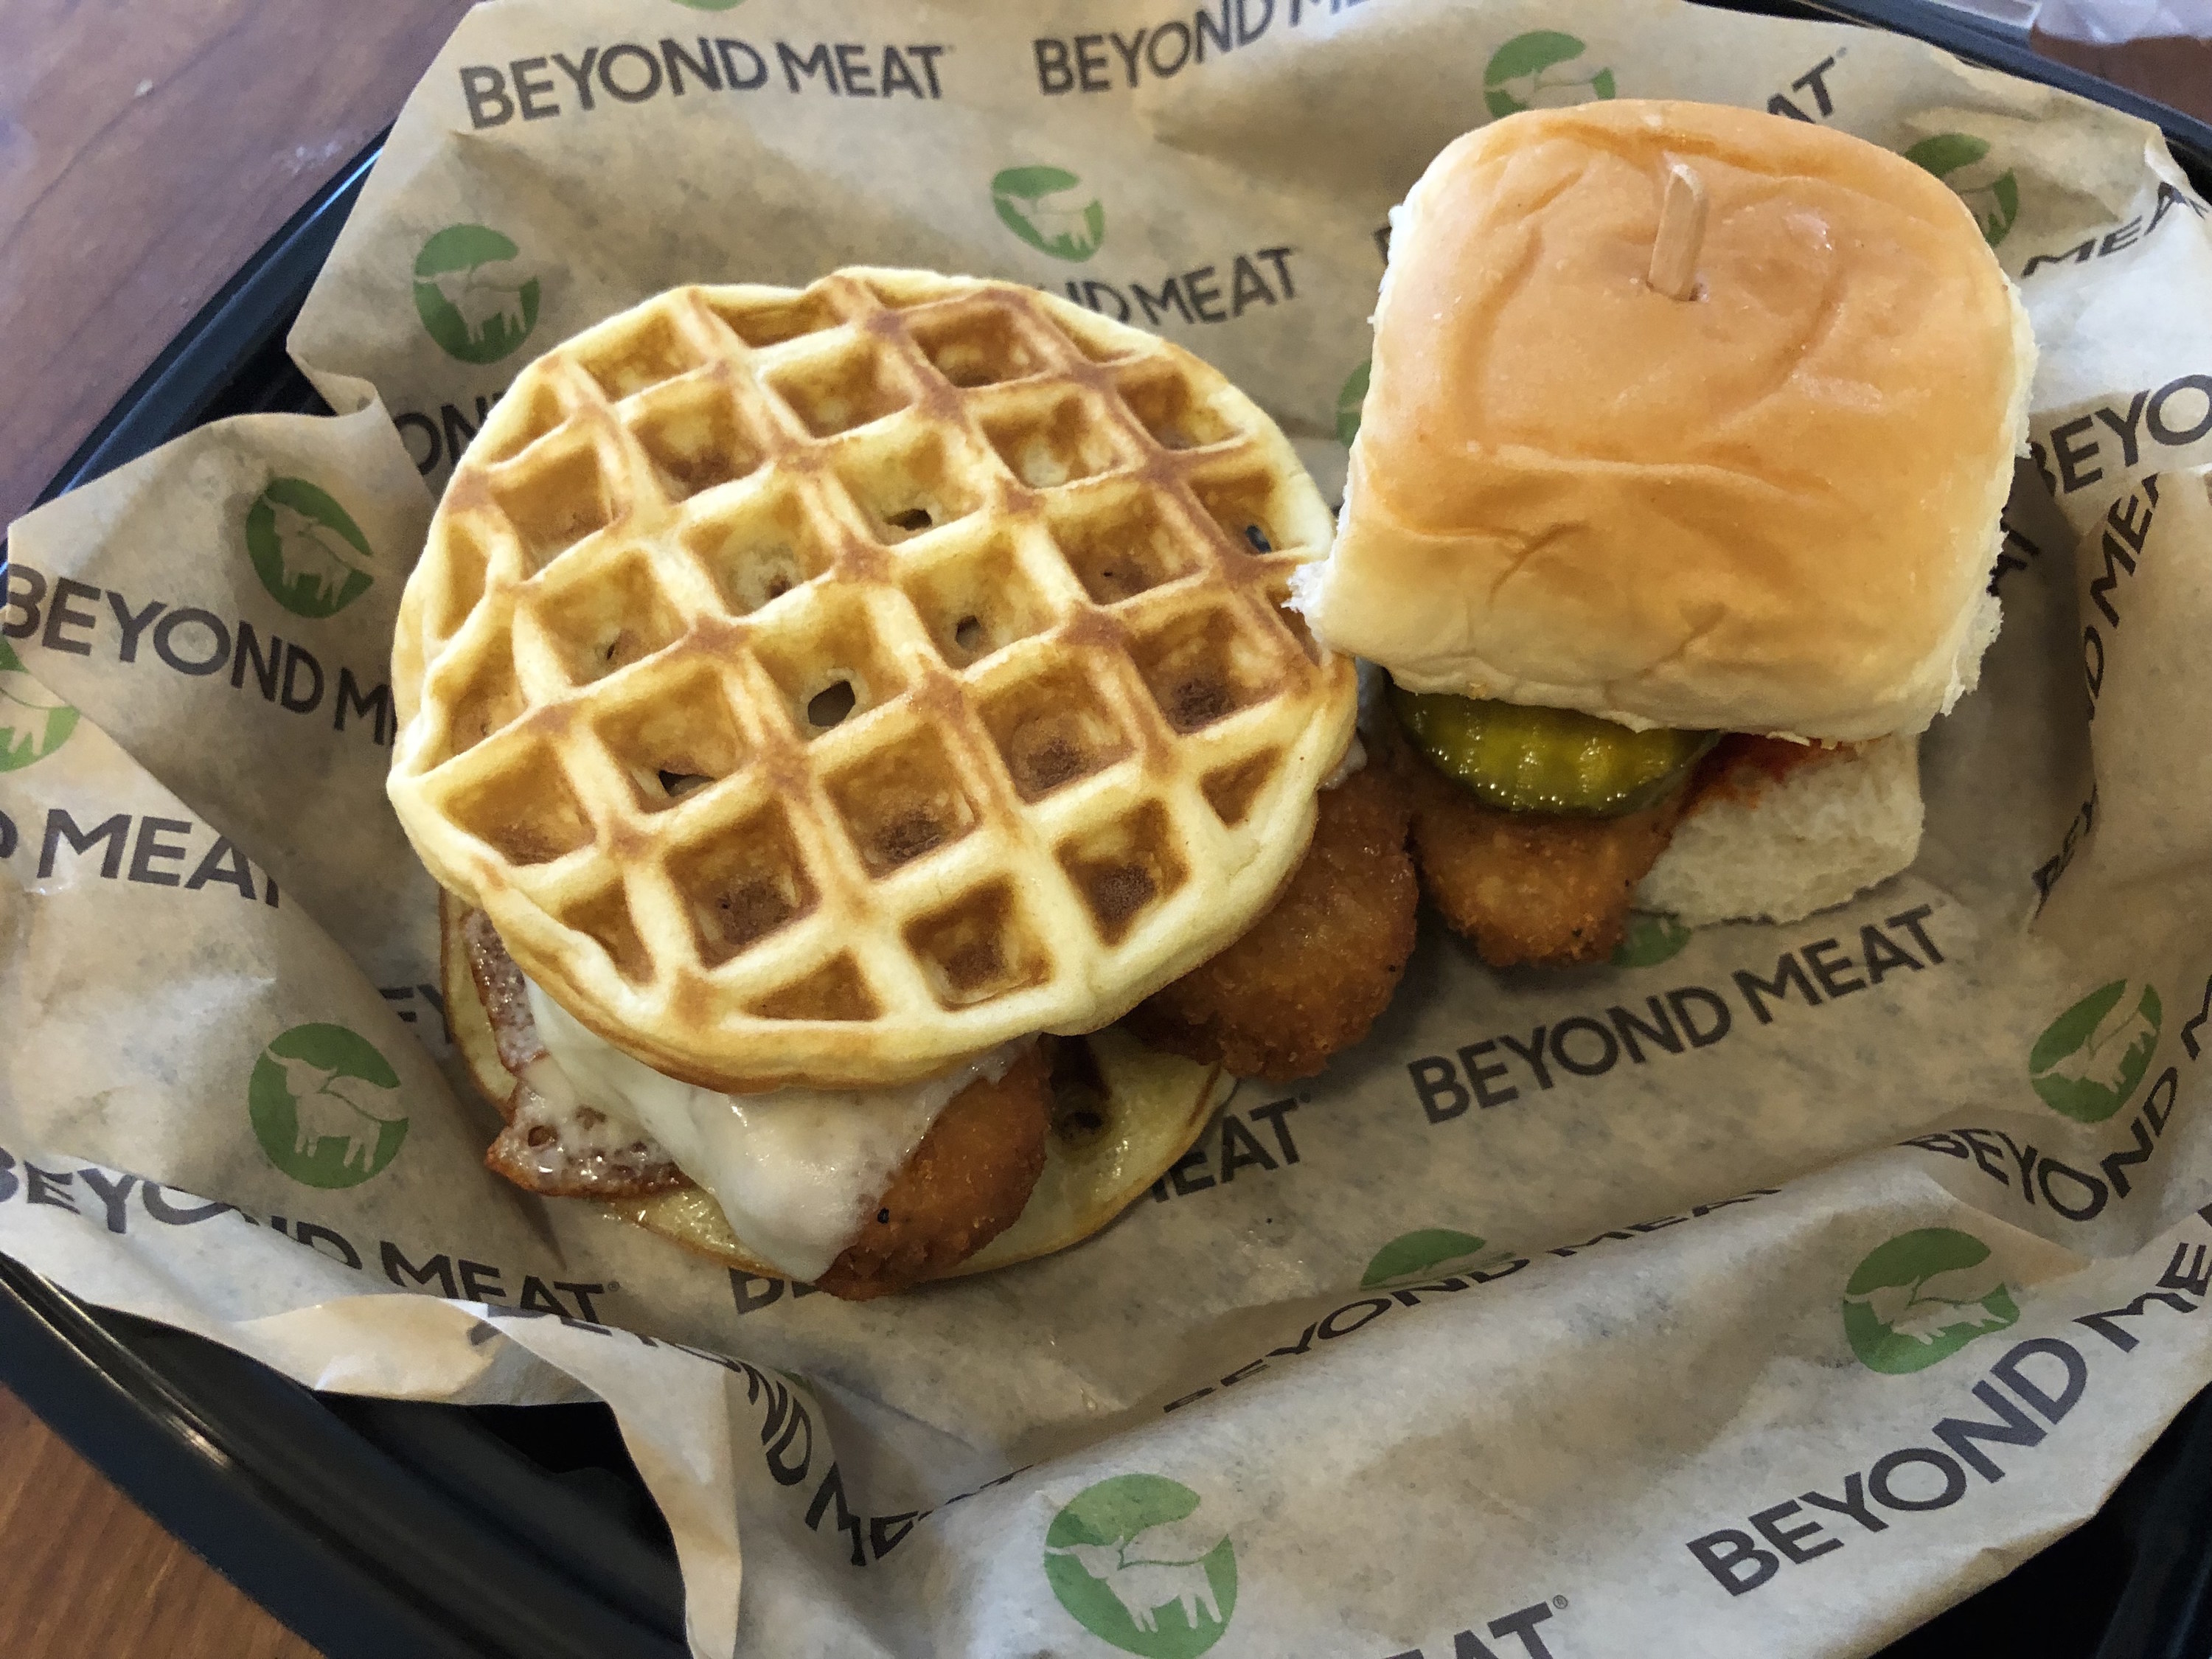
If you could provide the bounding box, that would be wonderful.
[389,269,1353,1089]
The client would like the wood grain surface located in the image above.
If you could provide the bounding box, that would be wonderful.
[0,2,468,1652]
[0,0,474,529]
[0,1382,321,1659]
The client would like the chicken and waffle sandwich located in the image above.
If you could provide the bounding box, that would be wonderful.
[388,268,1416,1299]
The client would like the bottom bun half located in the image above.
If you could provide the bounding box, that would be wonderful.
[609,1030,1227,1281]
[441,900,1231,1287]
[1635,734,1923,928]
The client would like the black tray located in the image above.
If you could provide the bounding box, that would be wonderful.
[7,6,2212,1656]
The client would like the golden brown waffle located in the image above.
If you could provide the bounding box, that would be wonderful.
[389,268,1354,1090]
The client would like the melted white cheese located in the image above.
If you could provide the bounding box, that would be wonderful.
[518,1054,585,1118]
[522,982,1021,1281]
[509,1057,667,1184]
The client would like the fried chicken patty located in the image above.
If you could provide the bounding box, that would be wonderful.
[1394,728,1851,967]
[1127,763,1419,1079]
[1397,739,1692,967]
[457,907,1049,1297]
[816,1043,1051,1300]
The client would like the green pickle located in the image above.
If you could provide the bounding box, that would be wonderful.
[1391,686,1717,817]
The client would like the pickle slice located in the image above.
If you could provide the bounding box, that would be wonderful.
[1391,686,1716,817]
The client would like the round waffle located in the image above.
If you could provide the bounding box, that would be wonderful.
[389,268,1354,1091]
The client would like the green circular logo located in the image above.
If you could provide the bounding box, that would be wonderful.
[249,1023,408,1189]
[992,166,1105,262]
[413,224,541,364]
[0,639,78,773]
[1044,1475,1237,1658]
[2030,979,2160,1123]
[1483,32,1616,119]
[1335,360,1371,448]
[1843,1228,2019,1374]
[1362,1228,1492,1287]
[1612,913,1693,968]
[1905,134,2019,248]
[246,478,375,619]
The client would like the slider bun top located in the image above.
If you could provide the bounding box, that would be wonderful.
[1298,100,2034,742]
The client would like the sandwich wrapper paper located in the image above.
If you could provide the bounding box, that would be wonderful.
[5,0,2212,1652]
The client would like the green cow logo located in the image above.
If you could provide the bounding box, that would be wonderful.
[1484,32,1616,119]
[1612,912,1693,968]
[992,166,1106,262]
[1905,134,2019,248]
[1335,360,1371,448]
[1045,1474,1237,1658]
[1843,1228,2019,1374]
[249,1023,408,1189]
[246,478,375,619]
[1362,1228,1497,1287]
[2030,979,2160,1123]
[413,224,541,364]
[0,639,78,773]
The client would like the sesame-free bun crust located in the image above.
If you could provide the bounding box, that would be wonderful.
[1299,100,2034,742]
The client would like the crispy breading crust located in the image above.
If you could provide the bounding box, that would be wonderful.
[816,1044,1051,1299]
[1127,765,1419,1079]
[1397,736,1691,967]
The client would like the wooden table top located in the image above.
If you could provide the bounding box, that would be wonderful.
[0,1384,319,1659]
[1,0,474,530]
[1,3,468,1653]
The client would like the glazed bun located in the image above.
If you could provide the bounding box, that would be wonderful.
[1295,100,2034,743]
